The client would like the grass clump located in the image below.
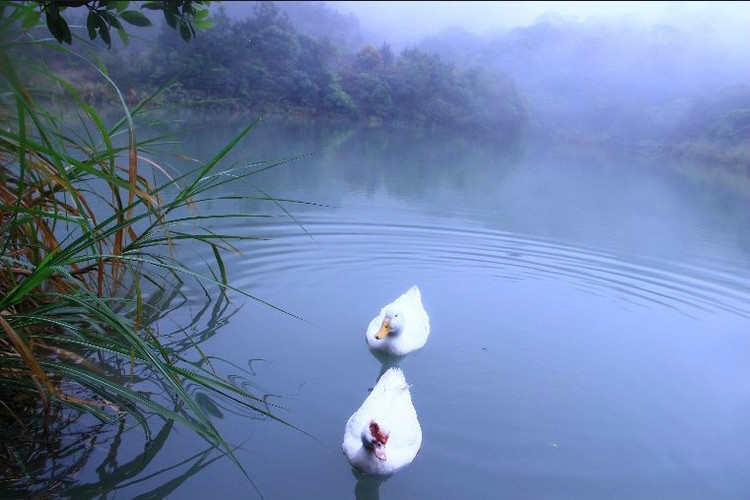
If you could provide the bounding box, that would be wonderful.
[0,1,299,488]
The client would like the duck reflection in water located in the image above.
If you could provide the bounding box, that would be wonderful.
[352,469,389,500]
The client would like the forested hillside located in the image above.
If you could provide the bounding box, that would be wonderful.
[105,2,528,141]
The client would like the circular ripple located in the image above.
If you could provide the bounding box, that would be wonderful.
[208,211,750,320]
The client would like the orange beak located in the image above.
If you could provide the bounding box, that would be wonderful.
[374,316,392,340]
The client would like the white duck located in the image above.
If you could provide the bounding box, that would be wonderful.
[366,286,430,356]
[343,367,422,475]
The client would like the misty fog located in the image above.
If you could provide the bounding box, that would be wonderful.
[335,1,749,49]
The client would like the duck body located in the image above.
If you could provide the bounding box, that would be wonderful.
[366,286,430,357]
[343,367,422,475]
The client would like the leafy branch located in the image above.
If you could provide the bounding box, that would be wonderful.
[26,0,212,47]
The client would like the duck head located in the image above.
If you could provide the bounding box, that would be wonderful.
[374,311,404,340]
[362,420,390,461]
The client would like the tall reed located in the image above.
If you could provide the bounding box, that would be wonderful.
[1,2,301,483]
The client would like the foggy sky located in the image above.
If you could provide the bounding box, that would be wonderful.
[333,1,750,47]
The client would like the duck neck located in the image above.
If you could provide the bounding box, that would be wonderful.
[353,446,381,473]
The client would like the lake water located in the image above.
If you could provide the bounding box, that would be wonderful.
[53,116,750,499]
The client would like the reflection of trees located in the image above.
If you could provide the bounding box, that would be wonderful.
[151,115,525,216]
[335,124,524,201]
[0,282,278,499]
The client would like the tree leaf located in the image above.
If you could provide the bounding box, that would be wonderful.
[179,22,191,41]
[164,10,177,29]
[97,23,111,48]
[120,10,152,27]
[86,12,97,40]
[102,11,122,29]
[92,14,111,47]
[110,1,130,13]
[60,18,72,44]
[116,24,129,46]
[45,16,61,43]
[45,7,72,45]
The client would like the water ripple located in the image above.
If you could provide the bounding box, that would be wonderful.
[216,215,749,319]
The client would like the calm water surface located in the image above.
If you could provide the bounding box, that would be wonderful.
[77,116,750,499]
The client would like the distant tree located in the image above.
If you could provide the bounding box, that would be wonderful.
[368,81,393,118]
[248,0,293,31]
[380,42,394,67]
[667,85,750,170]
[276,0,363,50]
[355,44,384,73]
[676,85,750,142]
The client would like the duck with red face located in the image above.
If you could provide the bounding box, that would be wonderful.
[343,368,422,476]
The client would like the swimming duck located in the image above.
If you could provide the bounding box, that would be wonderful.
[366,286,430,356]
[343,367,422,475]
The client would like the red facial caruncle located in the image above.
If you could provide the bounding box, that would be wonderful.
[370,421,389,444]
